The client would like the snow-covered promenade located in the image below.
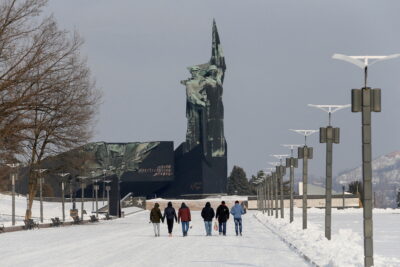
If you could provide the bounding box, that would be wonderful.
[1,192,400,267]
[1,210,309,267]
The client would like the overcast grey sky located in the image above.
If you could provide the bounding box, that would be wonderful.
[46,0,400,180]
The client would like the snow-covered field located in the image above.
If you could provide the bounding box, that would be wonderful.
[0,193,108,226]
[255,207,400,267]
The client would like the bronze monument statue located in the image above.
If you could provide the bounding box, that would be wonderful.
[172,20,227,195]
[181,20,227,159]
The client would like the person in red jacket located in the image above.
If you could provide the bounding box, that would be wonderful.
[178,202,191,236]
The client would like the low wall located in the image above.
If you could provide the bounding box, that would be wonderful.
[146,197,248,211]
[248,195,360,209]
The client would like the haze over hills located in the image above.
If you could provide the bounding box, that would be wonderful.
[336,151,400,208]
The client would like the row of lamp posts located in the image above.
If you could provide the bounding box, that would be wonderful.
[255,53,399,267]
[3,166,114,225]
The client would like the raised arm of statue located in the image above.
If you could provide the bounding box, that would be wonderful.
[186,80,206,107]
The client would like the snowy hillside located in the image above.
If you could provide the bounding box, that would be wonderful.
[336,151,400,208]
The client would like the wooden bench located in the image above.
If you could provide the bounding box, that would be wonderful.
[55,217,63,225]
[90,215,99,223]
[24,219,39,230]
[72,215,81,224]
[51,217,63,227]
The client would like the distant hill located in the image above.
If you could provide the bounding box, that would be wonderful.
[336,151,400,208]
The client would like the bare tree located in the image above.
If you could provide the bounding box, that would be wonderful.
[0,0,50,158]
[21,32,100,219]
[0,0,101,218]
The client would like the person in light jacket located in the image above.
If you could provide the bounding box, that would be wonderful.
[230,200,246,236]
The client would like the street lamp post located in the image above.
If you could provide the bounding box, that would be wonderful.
[276,165,286,219]
[265,168,275,217]
[91,171,96,212]
[332,53,400,267]
[69,179,73,206]
[256,185,260,210]
[7,163,20,226]
[342,184,346,209]
[260,184,263,211]
[273,172,278,219]
[309,104,349,240]
[259,183,262,211]
[105,179,112,216]
[78,176,88,221]
[93,179,100,218]
[258,179,263,213]
[282,145,300,223]
[116,162,126,218]
[263,177,268,214]
[57,173,69,222]
[271,155,288,219]
[268,164,280,220]
[260,179,265,213]
[268,174,273,216]
[268,166,279,221]
[290,129,317,229]
[102,169,107,205]
[265,175,270,216]
[35,169,47,223]
[253,178,263,211]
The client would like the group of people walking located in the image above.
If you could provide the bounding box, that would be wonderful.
[149,200,246,237]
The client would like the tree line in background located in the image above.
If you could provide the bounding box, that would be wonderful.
[0,0,101,219]
[228,166,291,196]
[227,165,265,195]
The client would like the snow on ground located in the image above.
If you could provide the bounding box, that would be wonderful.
[0,209,310,267]
[0,193,108,226]
[255,207,400,267]
[122,206,143,215]
[3,193,398,267]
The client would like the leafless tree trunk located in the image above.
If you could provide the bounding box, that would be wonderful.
[0,0,101,219]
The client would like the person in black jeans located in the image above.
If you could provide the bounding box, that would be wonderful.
[163,202,177,237]
[215,201,230,236]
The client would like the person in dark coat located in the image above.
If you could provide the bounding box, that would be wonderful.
[215,201,230,236]
[150,203,163,237]
[163,202,177,237]
[201,202,215,236]
[178,202,191,237]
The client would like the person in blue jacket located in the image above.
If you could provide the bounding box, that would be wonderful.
[230,200,246,236]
